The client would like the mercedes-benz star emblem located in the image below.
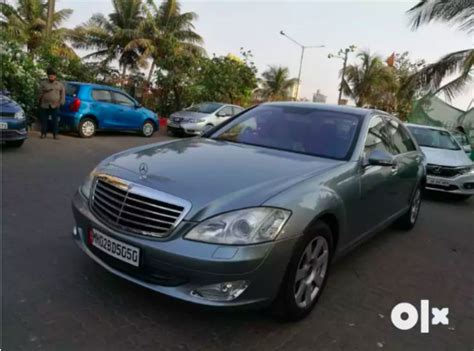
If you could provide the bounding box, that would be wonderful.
[139,162,148,178]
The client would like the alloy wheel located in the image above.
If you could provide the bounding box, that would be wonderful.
[294,236,329,309]
[143,122,154,137]
[82,121,95,137]
[410,188,421,224]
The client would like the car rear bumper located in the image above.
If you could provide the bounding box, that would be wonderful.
[425,173,474,195]
[71,191,296,307]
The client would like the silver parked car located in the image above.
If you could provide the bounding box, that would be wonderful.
[406,124,474,200]
[167,102,244,136]
[72,103,425,320]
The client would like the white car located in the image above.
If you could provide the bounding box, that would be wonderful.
[406,123,474,200]
[167,102,244,136]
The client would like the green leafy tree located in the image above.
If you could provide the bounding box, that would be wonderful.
[72,0,145,82]
[406,0,473,100]
[0,33,43,117]
[129,0,204,83]
[342,51,394,108]
[259,66,298,101]
[196,50,258,105]
[0,0,75,58]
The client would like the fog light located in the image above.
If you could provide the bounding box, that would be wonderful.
[192,280,249,302]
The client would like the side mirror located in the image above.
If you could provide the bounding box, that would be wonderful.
[463,145,472,154]
[366,149,395,167]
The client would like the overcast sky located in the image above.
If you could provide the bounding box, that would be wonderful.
[59,0,473,109]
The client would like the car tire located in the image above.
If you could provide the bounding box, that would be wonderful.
[78,118,96,138]
[6,140,24,147]
[395,186,421,231]
[272,220,333,321]
[142,120,155,137]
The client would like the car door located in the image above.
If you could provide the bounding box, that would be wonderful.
[111,91,141,130]
[90,89,119,129]
[385,117,421,211]
[215,106,234,125]
[356,115,400,235]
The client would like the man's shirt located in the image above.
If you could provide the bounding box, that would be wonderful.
[39,80,65,109]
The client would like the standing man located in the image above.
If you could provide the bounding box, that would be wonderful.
[39,68,65,139]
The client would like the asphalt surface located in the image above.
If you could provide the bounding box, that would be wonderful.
[1,130,474,351]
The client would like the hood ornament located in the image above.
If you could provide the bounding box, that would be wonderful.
[139,162,149,179]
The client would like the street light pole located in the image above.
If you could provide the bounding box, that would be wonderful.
[280,31,324,101]
[328,45,356,105]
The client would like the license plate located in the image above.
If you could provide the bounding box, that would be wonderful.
[0,122,7,130]
[92,229,140,267]
[427,177,450,187]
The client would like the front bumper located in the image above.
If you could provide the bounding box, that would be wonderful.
[72,191,297,307]
[425,173,474,195]
[167,122,204,136]
[0,128,28,141]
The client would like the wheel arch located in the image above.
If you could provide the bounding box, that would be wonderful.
[304,212,340,253]
[78,114,99,129]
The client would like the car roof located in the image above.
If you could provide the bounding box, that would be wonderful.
[65,81,125,93]
[405,123,449,132]
[261,101,376,117]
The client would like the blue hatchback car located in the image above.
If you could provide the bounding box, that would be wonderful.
[59,82,159,138]
[0,90,28,147]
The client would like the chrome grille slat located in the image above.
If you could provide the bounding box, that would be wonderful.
[125,195,182,214]
[91,177,187,238]
[119,208,175,225]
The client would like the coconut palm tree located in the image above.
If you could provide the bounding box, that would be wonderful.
[71,0,144,81]
[259,66,298,101]
[127,0,204,84]
[0,0,75,58]
[341,51,395,107]
[406,0,473,99]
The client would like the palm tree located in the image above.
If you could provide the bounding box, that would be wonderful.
[341,51,394,107]
[127,0,204,83]
[71,0,144,82]
[259,66,298,101]
[0,0,75,58]
[406,0,473,99]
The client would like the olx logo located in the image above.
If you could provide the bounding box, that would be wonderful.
[391,300,449,333]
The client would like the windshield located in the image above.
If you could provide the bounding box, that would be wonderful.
[186,102,222,114]
[210,105,361,160]
[408,126,461,150]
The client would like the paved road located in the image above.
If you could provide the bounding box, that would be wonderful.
[2,131,473,351]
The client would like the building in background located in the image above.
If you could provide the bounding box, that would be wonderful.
[312,89,327,103]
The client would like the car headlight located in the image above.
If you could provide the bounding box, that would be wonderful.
[459,165,474,175]
[80,170,96,199]
[185,207,291,245]
[14,110,25,120]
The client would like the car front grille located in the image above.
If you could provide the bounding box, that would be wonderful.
[91,177,188,238]
[426,164,468,178]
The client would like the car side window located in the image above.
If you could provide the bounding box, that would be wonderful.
[364,116,392,156]
[232,107,243,116]
[385,118,416,154]
[217,106,233,117]
[92,89,113,103]
[113,92,135,107]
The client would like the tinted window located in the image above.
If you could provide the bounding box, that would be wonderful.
[113,92,135,107]
[385,119,416,154]
[65,84,79,96]
[92,89,113,103]
[232,106,244,115]
[408,126,461,150]
[211,105,361,160]
[364,116,392,155]
[186,103,223,114]
[218,106,233,117]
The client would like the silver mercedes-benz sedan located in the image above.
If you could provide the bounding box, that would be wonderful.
[72,102,425,320]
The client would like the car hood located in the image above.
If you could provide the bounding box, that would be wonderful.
[171,111,208,119]
[101,138,341,220]
[421,146,472,167]
[0,95,22,113]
